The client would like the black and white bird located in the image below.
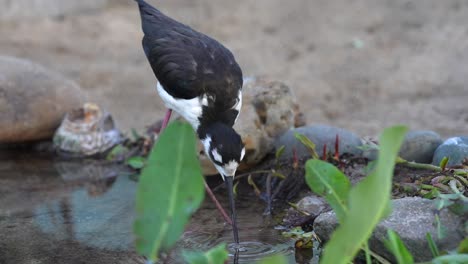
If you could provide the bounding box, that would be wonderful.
[135,0,245,244]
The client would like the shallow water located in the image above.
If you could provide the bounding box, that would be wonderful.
[0,151,310,264]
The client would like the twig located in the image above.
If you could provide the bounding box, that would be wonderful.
[264,173,272,215]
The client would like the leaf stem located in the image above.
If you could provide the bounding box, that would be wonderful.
[364,242,372,264]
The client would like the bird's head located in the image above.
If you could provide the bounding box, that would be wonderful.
[201,123,245,179]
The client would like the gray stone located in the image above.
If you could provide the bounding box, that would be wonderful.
[361,136,379,160]
[432,137,468,166]
[274,125,363,161]
[199,77,303,175]
[0,56,86,143]
[399,130,443,163]
[0,0,108,21]
[314,197,465,262]
[296,195,328,217]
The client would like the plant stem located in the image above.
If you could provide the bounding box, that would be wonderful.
[396,159,442,171]
[367,248,391,264]
[396,159,468,176]
[364,242,372,264]
[235,170,274,179]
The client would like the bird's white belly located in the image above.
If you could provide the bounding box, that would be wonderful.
[156,82,205,130]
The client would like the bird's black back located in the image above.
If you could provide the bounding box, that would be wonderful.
[136,0,243,128]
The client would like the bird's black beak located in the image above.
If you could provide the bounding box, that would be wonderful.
[225,176,239,245]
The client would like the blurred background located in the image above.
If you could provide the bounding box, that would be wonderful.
[1,0,467,137]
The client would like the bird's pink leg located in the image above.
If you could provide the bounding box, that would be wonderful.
[159,108,233,225]
[161,109,173,131]
[204,181,233,225]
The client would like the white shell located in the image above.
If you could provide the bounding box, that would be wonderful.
[53,104,121,156]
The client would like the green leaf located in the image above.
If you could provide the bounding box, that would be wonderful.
[385,230,414,264]
[134,121,205,261]
[106,144,128,161]
[131,128,142,141]
[458,238,468,254]
[439,156,449,170]
[248,175,261,196]
[275,145,286,160]
[182,243,229,264]
[320,125,408,264]
[426,232,440,257]
[294,133,319,159]
[126,156,146,169]
[305,159,351,222]
[432,254,468,264]
[257,254,288,264]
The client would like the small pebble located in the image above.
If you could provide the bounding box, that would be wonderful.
[399,130,442,163]
[432,136,468,166]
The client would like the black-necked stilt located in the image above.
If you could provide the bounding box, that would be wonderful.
[135,0,245,245]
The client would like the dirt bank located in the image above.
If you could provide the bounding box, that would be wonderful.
[1,0,466,138]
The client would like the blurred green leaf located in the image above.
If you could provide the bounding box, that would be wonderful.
[457,238,468,254]
[305,159,351,222]
[272,172,286,180]
[275,145,286,160]
[126,156,146,169]
[106,144,129,161]
[432,254,468,264]
[182,243,229,264]
[426,233,440,257]
[248,175,261,196]
[131,128,142,141]
[134,121,205,261]
[320,125,407,264]
[257,254,288,264]
[385,230,414,264]
[294,133,319,159]
[439,156,449,171]
[233,181,239,197]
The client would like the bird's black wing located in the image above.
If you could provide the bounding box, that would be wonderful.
[137,0,208,99]
[136,0,243,111]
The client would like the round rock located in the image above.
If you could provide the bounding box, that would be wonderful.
[274,125,363,161]
[432,136,468,166]
[0,56,86,144]
[296,195,329,217]
[314,197,465,262]
[399,130,442,163]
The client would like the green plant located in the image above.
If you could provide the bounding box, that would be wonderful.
[305,125,408,264]
[257,254,288,264]
[182,243,229,264]
[134,121,206,262]
[385,230,414,264]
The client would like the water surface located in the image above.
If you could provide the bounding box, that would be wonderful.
[0,151,304,263]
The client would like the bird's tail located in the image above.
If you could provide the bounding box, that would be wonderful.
[135,0,161,17]
[135,0,180,36]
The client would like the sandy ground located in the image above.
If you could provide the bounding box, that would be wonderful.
[1,0,467,138]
